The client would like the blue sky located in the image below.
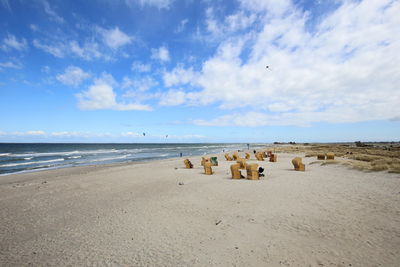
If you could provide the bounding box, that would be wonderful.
[0,0,399,143]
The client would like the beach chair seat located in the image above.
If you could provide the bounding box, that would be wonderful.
[183,159,193,169]
[267,151,273,157]
[210,157,218,166]
[246,163,259,180]
[230,163,241,179]
[203,161,213,175]
[269,154,277,162]
[326,152,335,160]
[317,154,326,160]
[292,157,305,171]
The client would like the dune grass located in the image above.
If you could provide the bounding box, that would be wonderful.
[267,143,400,173]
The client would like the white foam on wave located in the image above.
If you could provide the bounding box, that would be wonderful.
[75,155,131,164]
[0,153,10,156]
[67,155,81,159]
[10,149,121,158]
[0,158,65,168]
[24,157,33,160]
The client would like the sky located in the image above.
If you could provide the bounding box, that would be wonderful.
[0,0,399,143]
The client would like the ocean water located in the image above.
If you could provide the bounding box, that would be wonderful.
[0,143,260,176]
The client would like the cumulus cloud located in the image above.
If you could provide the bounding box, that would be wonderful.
[151,46,170,62]
[98,27,133,50]
[76,73,152,111]
[165,0,400,126]
[56,66,91,87]
[163,66,196,87]
[1,34,28,51]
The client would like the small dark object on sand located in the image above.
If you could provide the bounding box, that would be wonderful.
[215,220,222,225]
[178,182,184,185]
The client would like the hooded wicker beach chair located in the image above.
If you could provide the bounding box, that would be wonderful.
[225,153,233,161]
[246,163,259,180]
[203,161,213,175]
[232,152,239,160]
[184,159,193,169]
[245,152,250,160]
[269,153,277,162]
[201,157,210,166]
[292,157,305,171]
[230,163,241,179]
[255,152,264,161]
[326,152,335,160]
[317,154,326,160]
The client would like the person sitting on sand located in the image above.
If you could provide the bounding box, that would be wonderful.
[258,167,265,177]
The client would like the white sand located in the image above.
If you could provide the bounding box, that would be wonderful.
[1,152,399,266]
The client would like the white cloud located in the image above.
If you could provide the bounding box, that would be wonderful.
[121,132,143,137]
[175,18,189,33]
[122,76,158,91]
[0,61,23,69]
[98,27,133,50]
[41,0,64,23]
[1,34,27,51]
[158,89,187,106]
[29,24,39,31]
[131,61,151,72]
[69,41,104,60]
[163,66,196,87]
[33,39,65,58]
[56,66,91,87]
[151,46,170,62]
[76,73,152,111]
[125,0,174,9]
[26,130,46,136]
[166,0,400,126]
[50,131,112,138]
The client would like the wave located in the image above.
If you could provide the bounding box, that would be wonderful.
[67,155,82,159]
[0,158,65,168]
[0,153,10,156]
[8,149,139,158]
[75,155,131,164]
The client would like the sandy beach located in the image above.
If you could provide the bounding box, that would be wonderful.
[1,150,400,266]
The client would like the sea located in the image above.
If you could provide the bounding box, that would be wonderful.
[0,143,262,176]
